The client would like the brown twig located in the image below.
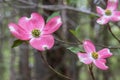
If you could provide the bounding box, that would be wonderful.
[88,64,96,80]
[107,24,120,43]
[55,37,80,45]
[4,0,99,17]
[40,51,72,80]
[55,36,120,49]
[95,44,120,49]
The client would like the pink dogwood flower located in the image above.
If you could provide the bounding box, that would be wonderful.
[8,12,62,51]
[96,0,120,24]
[77,40,112,70]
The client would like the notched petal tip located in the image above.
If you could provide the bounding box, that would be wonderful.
[98,48,112,59]
[8,23,16,31]
[56,16,62,23]
[30,35,54,51]
[18,12,45,31]
[9,26,15,31]
[43,16,62,34]
[24,12,43,21]
[25,13,37,21]
[31,12,40,18]
[42,45,49,51]
[8,23,30,40]
[106,49,112,56]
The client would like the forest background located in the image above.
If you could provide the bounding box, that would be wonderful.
[0,0,120,80]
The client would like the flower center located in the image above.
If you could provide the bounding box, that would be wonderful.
[32,29,41,38]
[92,52,98,59]
[105,10,112,16]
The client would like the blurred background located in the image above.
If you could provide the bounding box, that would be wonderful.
[0,0,120,80]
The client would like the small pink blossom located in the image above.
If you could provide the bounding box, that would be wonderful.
[96,0,120,24]
[8,12,62,51]
[77,40,112,70]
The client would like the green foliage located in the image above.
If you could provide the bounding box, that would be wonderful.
[67,46,82,53]
[67,0,78,5]
[69,29,76,37]
[69,26,81,40]
[76,0,87,8]
[46,12,60,22]
[12,39,27,48]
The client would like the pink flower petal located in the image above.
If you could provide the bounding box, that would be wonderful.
[97,16,110,25]
[8,23,30,40]
[111,11,120,21]
[83,40,96,54]
[94,59,108,70]
[77,52,92,64]
[18,12,45,32]
[107,0,118,10]
[43,16,62,34]
[96,6,105,15]
[98,48,112,59]
[30,35,54,51]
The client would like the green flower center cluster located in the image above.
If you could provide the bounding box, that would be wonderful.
[32,29,41,38]
[92,52,98,59]
[105,10,112,16]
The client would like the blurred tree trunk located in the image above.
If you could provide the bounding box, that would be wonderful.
[42,0,80,80]
[47,0,80,80]
[16,0,43,80]
[89,0,96,28]
[60,1,80,80]
[34,50,50,80]
[10,49,16,80]
[0,21,5,80]
[18,44,31,80]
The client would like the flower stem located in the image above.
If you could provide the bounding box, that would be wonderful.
[88,64,96,80]
[40,51,72,80]
[107,24,120,43]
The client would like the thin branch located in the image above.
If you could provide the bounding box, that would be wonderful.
[95,44,120,49]
[40,51,72,80]
[39,5,99,16]
[15,4,99,17]
[107,24,120,43]
[55,36,120,49]
[88,64,96,80]
[55,37,79,45]
[4,0,99,17]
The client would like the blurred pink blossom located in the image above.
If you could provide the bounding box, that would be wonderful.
[96,0,120,24]
[77,40,112,70]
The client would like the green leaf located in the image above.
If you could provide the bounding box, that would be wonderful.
[12,39,25,48]
[67,46,81,53]
[69,29,76,37]
[46,12,60,22]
